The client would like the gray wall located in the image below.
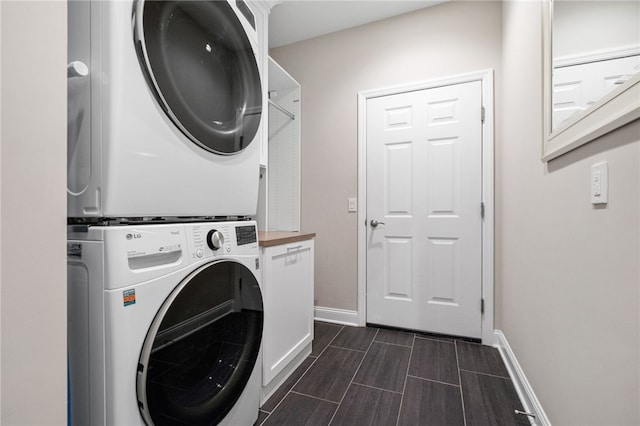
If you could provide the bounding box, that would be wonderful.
[1,1,68,424]
[271,0,503,311]
[500,2,639,424]
[273,1,640,424]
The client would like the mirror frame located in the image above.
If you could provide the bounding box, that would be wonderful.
[542,0,640,161]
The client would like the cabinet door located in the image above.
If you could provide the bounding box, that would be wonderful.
[262,240,314,385]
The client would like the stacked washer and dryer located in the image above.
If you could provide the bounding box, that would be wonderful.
[67,1,267,425]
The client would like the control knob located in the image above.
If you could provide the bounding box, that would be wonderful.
[206,229,224,251]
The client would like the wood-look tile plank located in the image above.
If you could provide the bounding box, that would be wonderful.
[460,371,529,426]
[331,326,378,351]
[353,342,410,393]
[263,324,527,426]
[261,357,315,412]
[293,346,365,402]
[262,393,337,426]
[398,377,464,426]
[409,337,459,385]
[456,341,509,377]
[330,384,402,426]
[374,328,414,347]
[312,321,343,356]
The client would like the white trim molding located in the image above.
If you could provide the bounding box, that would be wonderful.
[553,44,640,69]
[314,306,359,327]
[493,330,551,426]
[356,69,495,345]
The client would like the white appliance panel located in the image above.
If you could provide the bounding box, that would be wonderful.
[68,0,264,218]
[68,221,262,425]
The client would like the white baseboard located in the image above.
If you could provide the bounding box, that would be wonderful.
[314,306,359,326]
[493,330,551,426]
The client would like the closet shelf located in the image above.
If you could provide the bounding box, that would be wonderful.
[268,98,295,120]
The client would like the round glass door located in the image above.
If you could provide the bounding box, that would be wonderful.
[137,260,263,425]
[136,1,262,154]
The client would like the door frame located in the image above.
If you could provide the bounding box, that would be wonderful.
[356,70,495,344]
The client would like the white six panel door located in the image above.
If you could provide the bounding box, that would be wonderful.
[366,81,483,338]
[552,55,640,129]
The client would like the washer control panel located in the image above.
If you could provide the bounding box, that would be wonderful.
[80,221,259,289]
[206,229,225,251]
[235,224,257,245]
[187,221,258,260]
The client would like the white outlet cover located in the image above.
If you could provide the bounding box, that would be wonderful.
[590,161,608,205]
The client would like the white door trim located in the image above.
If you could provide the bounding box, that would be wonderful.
[357,69,495,344]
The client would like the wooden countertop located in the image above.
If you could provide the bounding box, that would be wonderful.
[258,231,316,247]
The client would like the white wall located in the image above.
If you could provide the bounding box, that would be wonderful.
[271,0,502,310]
[0,1,67,424]
[553,1,640,57]
[500,2,639,424]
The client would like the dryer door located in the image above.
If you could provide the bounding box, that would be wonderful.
[137,260,263,425]
[135,1,262,154]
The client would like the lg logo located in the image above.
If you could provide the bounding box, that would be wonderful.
[126,233,142,240]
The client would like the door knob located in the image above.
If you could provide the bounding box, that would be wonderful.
[67,61,89,78]
[370,220,386,227]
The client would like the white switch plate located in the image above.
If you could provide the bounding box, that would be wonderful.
[348,197,357,212]
[590,161,608,205]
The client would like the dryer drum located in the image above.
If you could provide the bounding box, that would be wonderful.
[136,261,264,425]
[136,1,262,155]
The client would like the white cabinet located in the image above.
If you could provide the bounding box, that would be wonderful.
[260,237,314,396]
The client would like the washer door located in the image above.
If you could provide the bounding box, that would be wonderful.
[137,260,263,425]
[135,1,262,154]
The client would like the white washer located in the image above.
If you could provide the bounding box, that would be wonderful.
[68,0,264,218]
[67,221,263,425]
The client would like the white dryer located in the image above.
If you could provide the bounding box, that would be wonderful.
[67,221,263,425]
[68,0,264,219]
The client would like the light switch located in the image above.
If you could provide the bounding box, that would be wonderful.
[590,161,608,205]
[348,198,357,212]
[592,171,601,196]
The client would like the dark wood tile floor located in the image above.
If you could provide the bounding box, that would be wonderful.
[257,322,530,426]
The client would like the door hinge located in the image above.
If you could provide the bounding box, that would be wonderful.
[481,106,486,123]
[481,298,485,314]
[481,202,485,219]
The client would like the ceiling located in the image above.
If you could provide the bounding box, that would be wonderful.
[268,1,446,49]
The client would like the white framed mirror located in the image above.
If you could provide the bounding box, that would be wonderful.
[543,0,640,161]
